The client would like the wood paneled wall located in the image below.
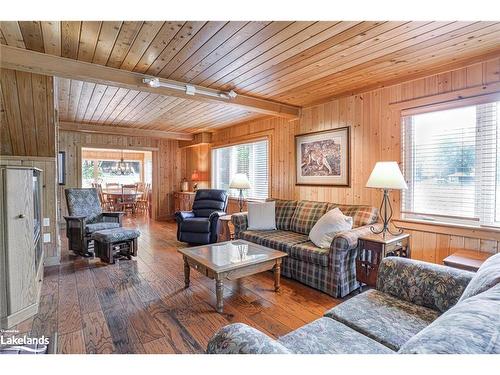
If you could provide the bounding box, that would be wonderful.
[180,143,211,191]
[1,68,59,265]
[1,69,56,157]
[58,130,181,222]
[183,56,500,264]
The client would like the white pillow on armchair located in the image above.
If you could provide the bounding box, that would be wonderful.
[247,201,277,231]
[309,208,353,248]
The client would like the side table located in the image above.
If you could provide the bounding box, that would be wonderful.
[356,232,410,291]
[218,214,234,242]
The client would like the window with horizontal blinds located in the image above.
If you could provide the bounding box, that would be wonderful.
[401,100,499,227]
[211,139,269,200]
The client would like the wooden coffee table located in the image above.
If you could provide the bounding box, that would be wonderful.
[178,240,287,313]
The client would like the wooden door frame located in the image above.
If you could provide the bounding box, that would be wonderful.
[77,144,160,220]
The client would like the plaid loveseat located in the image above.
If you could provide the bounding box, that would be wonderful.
[232,199,379,298]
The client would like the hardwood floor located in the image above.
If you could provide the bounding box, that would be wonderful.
[14,216,340,354]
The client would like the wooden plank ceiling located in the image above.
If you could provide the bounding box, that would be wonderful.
[2,21,500,133]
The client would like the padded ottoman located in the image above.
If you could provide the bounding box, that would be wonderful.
[91,228,140,264]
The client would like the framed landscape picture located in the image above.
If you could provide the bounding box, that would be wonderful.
[295,127,350,186]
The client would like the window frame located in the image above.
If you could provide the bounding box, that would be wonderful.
[210,135,272,201]
[400,94,500,229]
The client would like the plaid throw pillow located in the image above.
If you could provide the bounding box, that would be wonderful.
[274,199,298,231]
[290,200,328,235]
[326,203,378,228]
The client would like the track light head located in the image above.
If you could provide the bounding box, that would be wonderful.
[228,90,238,99]
[142,77,160,88]
[185,84,196,96]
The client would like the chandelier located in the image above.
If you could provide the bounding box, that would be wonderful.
[111,150,134,175]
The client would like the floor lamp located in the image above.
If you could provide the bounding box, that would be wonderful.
[229,173,251,212]
[366,161,408,238]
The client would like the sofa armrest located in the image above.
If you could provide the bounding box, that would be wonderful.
[206,323,291,354]
[330,224,381,253]
[231,212,248,239]
[377,257,474,313]
[174,211,195,222]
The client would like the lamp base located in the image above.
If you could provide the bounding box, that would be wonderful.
[370,189,403,239]
[238,189,244,212]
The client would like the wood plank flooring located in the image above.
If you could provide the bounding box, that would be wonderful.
[13,217,340,354]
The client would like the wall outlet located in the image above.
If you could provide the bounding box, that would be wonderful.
[43,217,50,227]
[43,233,51,243]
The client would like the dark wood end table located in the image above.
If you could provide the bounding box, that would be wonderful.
[356,232,410,291]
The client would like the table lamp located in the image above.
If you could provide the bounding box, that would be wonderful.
[191,170,200,192]
[366,161,408,238]
[229,173,251,212]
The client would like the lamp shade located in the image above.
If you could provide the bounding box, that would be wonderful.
[366,161,408,189]
[229,173,251,189]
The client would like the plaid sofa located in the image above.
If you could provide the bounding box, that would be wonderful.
[232,199,379,298]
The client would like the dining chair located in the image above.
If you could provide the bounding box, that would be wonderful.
[137,183,150,215]
[119,184,139,215]
[106,182,120,190]
[96,183,113,211]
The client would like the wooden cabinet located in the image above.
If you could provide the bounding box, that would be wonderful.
[174,192,196,212]
[0,166,44,329]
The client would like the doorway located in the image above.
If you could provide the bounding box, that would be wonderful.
[81,147,153,216]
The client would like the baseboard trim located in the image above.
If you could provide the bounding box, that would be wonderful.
[0,302,39,329]
[43,256,60,267]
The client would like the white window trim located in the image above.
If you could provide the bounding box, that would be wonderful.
[211,137,271,200]
[401,99,499,229]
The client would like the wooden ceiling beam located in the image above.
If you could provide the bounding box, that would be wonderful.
[59,121,193,141]
[0,45,301,119]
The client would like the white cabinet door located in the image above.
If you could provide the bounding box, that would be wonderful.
[5,168,36,315]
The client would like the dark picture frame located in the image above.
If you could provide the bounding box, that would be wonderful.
[57,151,66,185]
[295,126,350,187]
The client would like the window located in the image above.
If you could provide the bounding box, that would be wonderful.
[211,139,269,200]
[80,148,152,188]
[401,100,500,227]
[82,159,142,187]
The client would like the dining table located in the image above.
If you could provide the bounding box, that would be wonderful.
[102,189,144,211]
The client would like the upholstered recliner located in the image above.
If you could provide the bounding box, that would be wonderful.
[64,188,124,256]
[175,189,229,245]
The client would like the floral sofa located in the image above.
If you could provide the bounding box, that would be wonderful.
[207,253,500,354]
[231,199,379,297]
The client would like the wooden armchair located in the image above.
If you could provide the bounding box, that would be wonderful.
[64,188,124,256]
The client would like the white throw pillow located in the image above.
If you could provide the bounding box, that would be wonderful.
[247,201,277,231]
[308,208,353,249]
